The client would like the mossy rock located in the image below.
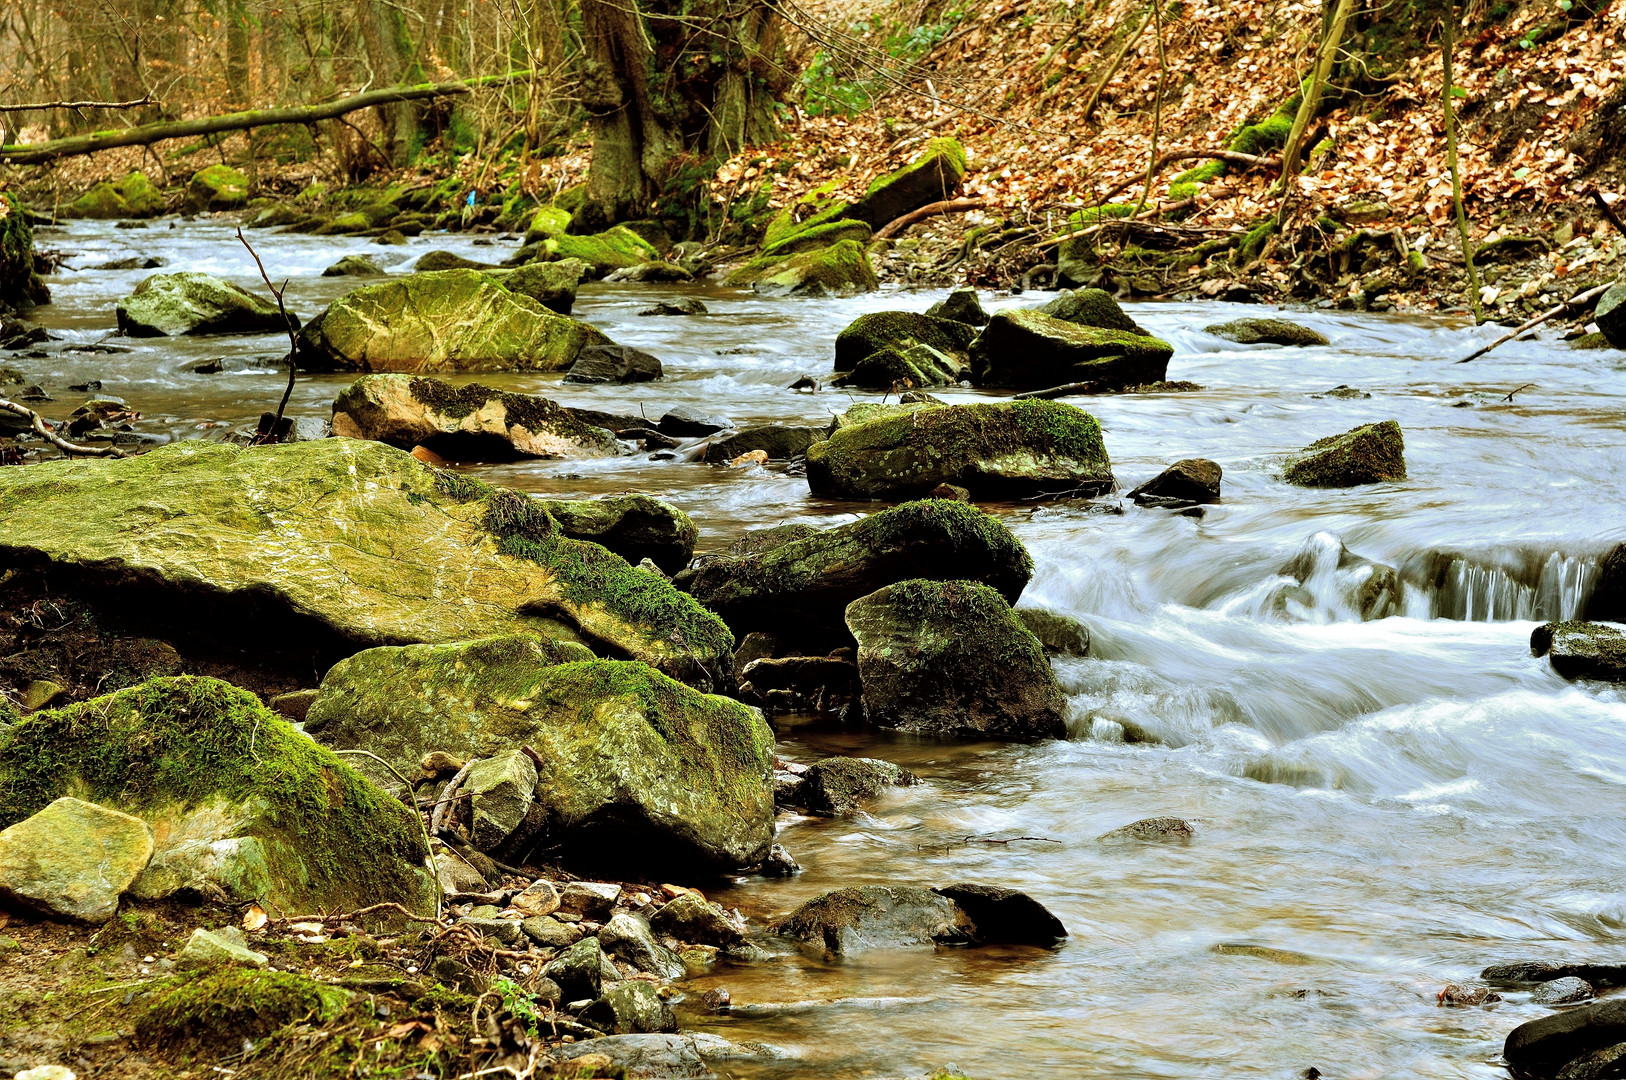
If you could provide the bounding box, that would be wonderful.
[1282,420,1406,487]
[925,287,991,326]
[835,311,978,372]
[544,494,698,574]
[313,211,372,236]
[297,269,610,373]
[135,967,351,1047]
[761,218,872,259]
[118,171,165,216]
[491,259,586,315]
[847,137,968,228]
[806,399,1114,501]
[185,164,250,213]
[0,439,733,689]
[1206,317,1329,347]
[321,254,384,277]
[847,579,1067,739]
[415,250,495,272]
[833,343,963,389]
[829,401,938,430]
[740,240,879,297]
[68,181,129,219]
[683,498,1032,641]
[0,192,49,313]
[537,227,658,278]
[523,206,573,245]
[330,374,621,462]
[969,309,1173,390]
[0,676,431,912]
[308,652,774,871]
[1034,288,1141,333]
[1531,620,1626,682]
[115,271,293,337]
[1570,331,1616,351]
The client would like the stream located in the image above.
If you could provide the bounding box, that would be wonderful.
[17,218,1626,1079]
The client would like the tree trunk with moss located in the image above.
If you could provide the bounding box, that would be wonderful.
[357,0,426,167]
[577,0,784,233]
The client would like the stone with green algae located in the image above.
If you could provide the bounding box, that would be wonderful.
[968,308,1173,390]
[0,796,155,923]
[184,164,249,212]
[1282,420,1406,487]
[115,271,291,337]
[734,239,879,296]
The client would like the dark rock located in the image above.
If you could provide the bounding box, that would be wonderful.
[1438,983,1502,1006]
[729,523,819,557]
[1585,544,1626,621]
[649,891,747,947]
[761,843,800,876]
[638,298,707,316]
[658,407,732,437]
[1484,962,1626,989]
[1129,459,1222,505]
[774,885,974,954]
[925,287,991,326]
[968,309,1173,390]
[91,257,166,271]
[682,499,1033,642]
[582,981,677,1034]
[565,343,664,384]
[1036,288,1142,333]
[322,254,385,277]
[1099,817,1194,842]
[1277,534,1401,621]
[549,1033,786,1079]
[834,342,964,389]
[604,261,693,283]
[1595,278,1626,349]
[414,250,495,272]
[1505,997,1626,1078]
[834,311,978,373]
[1531,621,1626,682]
[707,425,824,461]
[543,936,607,1001]
[845,137,967,228]
[1283,421,1406,487]
[797,757,918,816]
[1016,608,1090,655]
[1534,977,1596,1006]
[932,883,1067,944]
[847,578,1067,739]
[739,654,860,710]
[1205,317,1330,347]
[544,494,698,574]
[929,483,970,501]
[599,912,683,979]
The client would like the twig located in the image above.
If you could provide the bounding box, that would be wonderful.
[1456,282,1611,363]
[1015,380,1103,399]
[1588,187,1626,238]
[0,95,154,112]
[234,228,298,442]
[875,197,984,240]
[273,902,442,926]
[0,398,127,458]
[430,758,478,837]
[1503,383,1535,401]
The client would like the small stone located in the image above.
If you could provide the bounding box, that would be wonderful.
[177,927,268,968]
[599,912,684,979]
[0,797,155,924]
[543,936,609,1001]
[1099,816,1195,842]
[928,483,970,501]
[522,915,580,949]
[1437,983,1500,1006]
[512,880,561,917]
[761,843,800,876]
[637,298,707,317]
[559,881,622,920]
[19,680,62,711]
[463,750,539,852]
[1129,459,1222,505]
[649,892,747,948]
[1532,976,1594,1005]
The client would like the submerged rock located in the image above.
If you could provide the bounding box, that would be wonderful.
[1533,977,1596,1005]
[1035,288,1142,333]
[0,677,430,913]
[548,1033,786,1078]
[969,308,1173,390]
[297,269,608,373]
[681,499,1033,641]
[0,796,155,923]
[1129,459,1222,506]
[1531,621,1626,682]
[544,494,698,574]
[775,885,973,953]
[1277,534,1401,621]
[1205,316,1329,347]
[931,884,1068,944]
[847,579,1068,739]
[565,344,663,384]
[805,399,1114,501]
[1282,421,1406,487]
[707,424,825,461]
[0,440,732,686]
[638,297,707,317]
[1484,961,1626,988]
[797,757,919,816]
[1098,817,1195,842]
[116,272,294,337]
[331,373,622,461]
[307,650,773,871]
[1016,607,1091,655]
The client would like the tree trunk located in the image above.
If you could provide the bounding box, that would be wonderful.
[356,0,424,166]
[226,0,252,107]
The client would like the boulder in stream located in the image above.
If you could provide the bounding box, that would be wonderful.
[1282,420,1406,487]
[775,880,1064,954]
[796,757,919,816]
[1129,458,1222,506]
[306,646,775,872]
[498,260,586,315]
[705,424,825,461]
[1584,542,1626,621]
[331,374,622,461]
[748,240,879,297]
[680,498,1033,641]
[1504,997,1626,1080]
[1593,277,1626,348]
[1531,621,1626,682]
[846,578,1068,739]
[565,343,663,384]
[533,226,659,278]
[925,286,991,326]
[0,440,733,689]
[322,254,385,277]
[184,164,249,212]
[1205,317,1329,347]
[806,399,1114,501]
[543,494,698,574]
[834,311,979,373]
[67,172,165,219]
[296,269,609,373]
[969,308,1173,390]
[116,272,295,337]
[0,676,431,913]
[1035,287,1143,333]
[832,343,964,389]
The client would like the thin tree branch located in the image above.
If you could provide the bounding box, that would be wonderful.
[1455,282,1611,363]
[235,228,299,443]
[0,94,155,113]
[0,399,128,458]
[874,197,984,239]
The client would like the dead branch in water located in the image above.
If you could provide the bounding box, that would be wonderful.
[235,227,299,442]
[0,398,128,458]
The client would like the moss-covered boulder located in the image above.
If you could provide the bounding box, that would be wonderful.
[0,676,431,913]
[523,206,572,245]
[760,219,872,259]
[68,172,165,219]
[797,757,918,816]
[296,270,609,373]
[969,309,1173,390]
[1531,621,1626,682]
[1035,288,1141,333]
[832,343,963,389]
[1282,421,1406,487]
[847,579,1066,739]
[847,137,968,228]
[496,260,585,314]
[740,240,879,297]
[0,193,49,314]
[535,226,657,278]
[0,439,733,689]
[118,171,165,216]
[926,287,991,326]
[330,374,621,461]
[115,272,293,337]
[184,164,250,212]
[322,254,385,277]
[806,399,1114,501]
[682,499,1032,641]
[545,494,698,574]
[1205,317,1329,347]
[307,652,774,871]
[834,311,979,372]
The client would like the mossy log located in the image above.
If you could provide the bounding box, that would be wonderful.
[0,71,535,166]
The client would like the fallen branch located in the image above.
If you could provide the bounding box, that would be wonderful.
[429,757,478,837]
[0,398,128,457]
[1503,382,1536,401]
[1014,380,1103,400]
[235,227,298,442]
[0,71,533,165]
[1091,149,1278,209]
[0,95,155,113]
[273,902,442,926]
[1456,281,1612,363]
[875,197,985,240]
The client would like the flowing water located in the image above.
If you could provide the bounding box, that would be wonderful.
[19,219,1626,1079]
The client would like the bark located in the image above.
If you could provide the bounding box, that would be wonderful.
[1442,4,1482,320]
[1275,0,1355,202]
[357,0,425,165]
[226,0,251,107]
[0,71,534,165]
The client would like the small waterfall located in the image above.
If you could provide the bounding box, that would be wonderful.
[1423,551,1599,622]
[1215,532,1400,624]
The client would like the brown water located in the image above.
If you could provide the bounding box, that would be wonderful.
[19,218,1626,1079]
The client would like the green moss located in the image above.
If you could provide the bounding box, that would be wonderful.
[882,579,1043,667]
[1168,182,1199,201]
[0,676,427,909]
[186,164,249,212]
[834,311,978,370]
[523,205,572,244]
[1065,202,1136,228]
[863,137,967,198]
[761,218,872,258]
[136,968,349,1045]
[1237,220,1278,262]
[748,239,879,296]
[69,181,128,219]
[1230,111,1295,157]
[431,467,495,503]
[1173,159,1226,186]
[1282,420,1406,487]
[541,226,657,275]
[0,191,45,311]
[762,181,850,249]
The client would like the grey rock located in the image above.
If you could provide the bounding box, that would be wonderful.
[761,843,800,876]
[582,980,678,1034]
[463,750,539,852]
[566,344,664,384]
[548,1033,787,1079]
[707,424,825,461]
[1484,961,1626,988]
[177,927,268,967]
[460,917,523,945]
[543,935,608,1001]
[1535,977,1596,1006]
[658,408,732,437]
[1129,459,1222,505]
[649,891,747,948]
[638,298,707,317]
[116,272,296,337]
[798,757,918,816]
[1036,287,1141,333]
[560,880,622,920]
[1099,816,1195,842]
[1205,317,1329,347]
[600,912,684,979]
[1015,608,1090,655]
[775,884,973,954]
[522,915,580,949]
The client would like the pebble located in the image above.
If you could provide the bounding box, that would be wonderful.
[1532,976,1594,1005]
